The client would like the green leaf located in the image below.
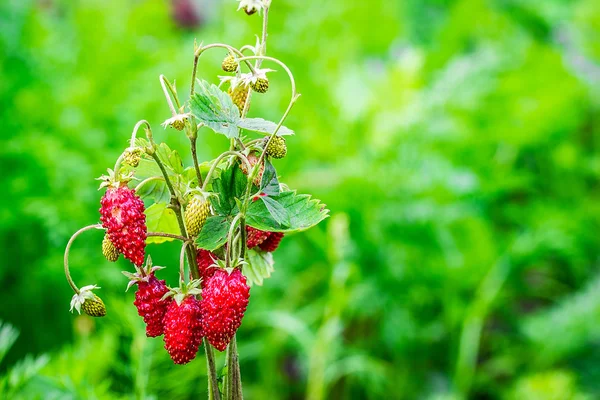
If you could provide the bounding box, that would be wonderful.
[188,79,240,138]
[260,159,280,196]
[237,118,294,136]
[136,177,170,203]
[246,191,329,233]
[211,164,247,216]
[196,216,230,251]
[145,203,181,244]
[156,143,184,175]
[261,196,289,226]
[244,250,275,286]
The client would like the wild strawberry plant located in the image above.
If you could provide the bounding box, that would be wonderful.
[62,1,328,398]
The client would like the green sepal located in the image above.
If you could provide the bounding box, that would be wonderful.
[243,250,274,286]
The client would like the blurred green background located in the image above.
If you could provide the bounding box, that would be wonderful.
[1,0,599,398]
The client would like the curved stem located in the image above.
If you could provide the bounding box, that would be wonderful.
[190,44,256,96]
[130,120,152,148]
[135,176,165,193]
[64,224,103,294]
[160,75,180,116]
[147,232,190,242]
[113,153,125,177]
[237,56,298,101]
[202,151,250,191]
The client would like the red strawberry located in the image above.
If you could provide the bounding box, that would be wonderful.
[163,296,204,364]
[124,258,170,337]
[201,268,250,351]
[246,226,270,249]
[134,275,170,337]
[196,249,218,287]
[258,232,284,252]
[100,186,147,266]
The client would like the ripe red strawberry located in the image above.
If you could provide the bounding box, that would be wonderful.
[134,275,170,337]
[100,185,147,266]
[246,226,270,249]
[201,268,250,351]
[124,258,170,337]
[163,296,204,364]
[258,232,284,252]
[196,249,218,287]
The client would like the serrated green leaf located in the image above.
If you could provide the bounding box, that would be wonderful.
[211,164,247,216]
[188,79,240,138]
[260,159,280,196]
[237,118,294,136]
[247,191,329,233]
[261,196,289,227]
[196,216,230,251]
[145,203,181,244]
[244,250,274,286]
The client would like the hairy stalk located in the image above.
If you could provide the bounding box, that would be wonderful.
[190,135,204,188]
[147,232,190,242]
[179,242,189,285]
[205,339,220,400]
[160,74,180,115]
[64,224,103,293]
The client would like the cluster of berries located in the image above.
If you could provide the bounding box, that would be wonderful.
[90,171,284,364]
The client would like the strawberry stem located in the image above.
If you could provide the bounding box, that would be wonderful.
[64,224,104,294]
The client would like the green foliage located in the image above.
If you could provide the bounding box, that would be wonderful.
[1,0,600,399]
[189,79,241,138]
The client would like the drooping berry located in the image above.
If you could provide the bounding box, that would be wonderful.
[100,186,147,266]
[81,294,107,317]
[258,232,284,252]
[228,85,249,114]
[246,226,270,249]
[240,152,264,186]
[251,77,269,93]
[265,136,287,159]
[70,285,106,317]
[196,249,218,287]
[163,296,204,364]
[222,54,238,72]
[201,268,250,351]
[124,258,170,337]
[123,147,142,167]
[185,195,210,237]
[102,233,120,262]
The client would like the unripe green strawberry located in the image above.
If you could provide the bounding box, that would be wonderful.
[123,147,142,167]
[102,234,119,262]
[265,136,287,159]
[221,54,238,72]
[185,195,210,237]
[81,294,106,317]
[228,86,249,114]
[251,78,269,93]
